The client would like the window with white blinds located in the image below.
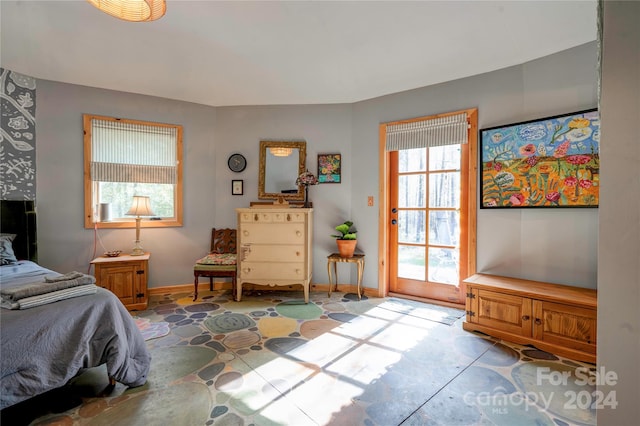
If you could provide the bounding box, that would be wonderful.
[385,112,468,151]
[90,119,177,184]
[83,114,183,229]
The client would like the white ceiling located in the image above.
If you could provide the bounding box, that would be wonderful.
[1,0,597,107]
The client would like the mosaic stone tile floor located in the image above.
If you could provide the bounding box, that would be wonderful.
[2,290,596,425]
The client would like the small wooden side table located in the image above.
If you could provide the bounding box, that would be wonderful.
[91,253,150,311]
[327,253,365,300]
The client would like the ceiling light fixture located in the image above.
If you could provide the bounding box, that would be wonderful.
[86,0,166,22]
[269,147,293,157]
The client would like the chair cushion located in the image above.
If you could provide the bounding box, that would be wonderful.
[194,264,236,272]
[196,253,237,265]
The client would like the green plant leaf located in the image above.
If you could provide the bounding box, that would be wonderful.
[335,224,351,235]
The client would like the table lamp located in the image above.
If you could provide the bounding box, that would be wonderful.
[126,195,155,256]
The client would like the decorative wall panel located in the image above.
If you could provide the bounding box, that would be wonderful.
[1,68,36,200]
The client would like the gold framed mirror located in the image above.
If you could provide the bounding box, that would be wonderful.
[258,140,306,200]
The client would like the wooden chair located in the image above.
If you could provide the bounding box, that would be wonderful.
[193,228,237,301]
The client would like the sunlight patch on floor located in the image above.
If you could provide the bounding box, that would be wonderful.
[285,371,364,425]
[254,395,316,426]
[287,332,358,366]
[361,305,408,321]
[253,356,317,394]
[326,342,402,385]
[370,321,433,351]
[330,314,389,340]
[225,369,280,415]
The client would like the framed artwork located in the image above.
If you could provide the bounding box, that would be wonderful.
[232,180,243,195]
[480,109,599,208]
[318,153,341,183]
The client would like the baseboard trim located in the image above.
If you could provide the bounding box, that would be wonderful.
[148,282,232,295]
[149,282,377,298]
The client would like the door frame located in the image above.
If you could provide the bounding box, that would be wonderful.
[377,108,478,305]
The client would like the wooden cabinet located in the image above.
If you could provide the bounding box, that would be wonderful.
[236,208,313,303]
[91,253,150,311]
[463,273,597,363]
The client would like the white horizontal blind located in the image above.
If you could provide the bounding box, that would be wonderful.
[90,119,177,184]
[386,112,468,151]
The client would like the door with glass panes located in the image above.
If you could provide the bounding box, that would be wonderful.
[388,142,469,304]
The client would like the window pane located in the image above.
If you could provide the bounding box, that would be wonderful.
[429,211,459,246]
[428,247,458,285]
[399,148,426,172]
[398,245,425,280]
[429,145,460,171]
[429,172,460,208]
[398,210,425,244]
[398,174,426,208]
[99,182,174,219]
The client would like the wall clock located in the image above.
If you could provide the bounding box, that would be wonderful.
[227,153,247,173]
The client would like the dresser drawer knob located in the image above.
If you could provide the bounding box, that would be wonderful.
[296,251,300,256]
[286,214,291,221]
[522,315,530,321]
[243,230,249,236]
[254,214,259,221]
[243,267,251,273]
[296,231,302,237]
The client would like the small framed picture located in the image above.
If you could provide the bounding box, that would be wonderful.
[232,180,243,195]
[318,153,341,183]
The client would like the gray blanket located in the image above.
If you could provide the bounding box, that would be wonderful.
[2,284,98,310]
[1,273,95,303]
[0,261,151,409]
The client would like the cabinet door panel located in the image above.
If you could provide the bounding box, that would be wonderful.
[99,265,135,305]
[533,300,596,354]
[476,289,532,336]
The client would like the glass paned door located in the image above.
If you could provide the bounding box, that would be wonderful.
[389,145,466,304]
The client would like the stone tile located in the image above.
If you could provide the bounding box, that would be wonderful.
[10,290,595,426]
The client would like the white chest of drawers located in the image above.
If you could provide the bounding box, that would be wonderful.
[236,208,313,303]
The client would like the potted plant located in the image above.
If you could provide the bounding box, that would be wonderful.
[332,220,357,258]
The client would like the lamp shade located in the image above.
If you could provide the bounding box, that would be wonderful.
[126,196,155,217]
[86,0,166,22]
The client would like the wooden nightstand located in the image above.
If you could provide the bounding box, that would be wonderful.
[91,253,150,311]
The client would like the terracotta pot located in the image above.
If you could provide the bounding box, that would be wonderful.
[336,239,357,258]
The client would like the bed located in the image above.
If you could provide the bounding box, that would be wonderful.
[0,200,151,410]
